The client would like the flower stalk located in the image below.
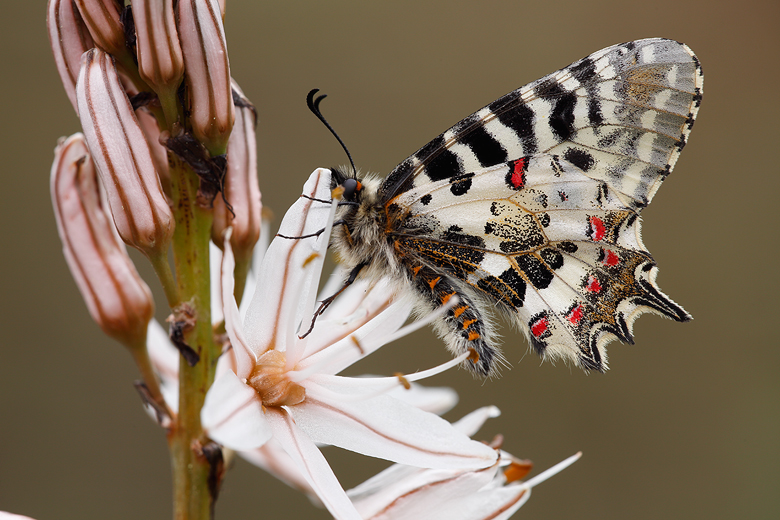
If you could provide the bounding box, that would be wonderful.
[168,149,220,520]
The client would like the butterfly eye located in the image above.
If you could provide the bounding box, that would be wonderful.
[342,178,359,199]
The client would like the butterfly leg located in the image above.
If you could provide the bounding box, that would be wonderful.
[410,265,500,376]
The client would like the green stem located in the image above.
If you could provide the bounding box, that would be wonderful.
[148,250,180,309]
[168,155,220,520]
[157,87,183,133]
[128,337,170,418]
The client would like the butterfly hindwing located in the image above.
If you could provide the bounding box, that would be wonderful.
[388,151,691,370]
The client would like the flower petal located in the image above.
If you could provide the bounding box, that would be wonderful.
[266,409,363,520]
[385,381,458,415]
[365,475,530,520]
[296,288,414,376]
[293,377,497,469]
[238,437,319,503]
[452,406,501,437]
[243,168,332,357]
[220,231,254,377]
[146,318,180,412]
[0,512,37,520]
[201,370,271,451]
[349,463,499,520]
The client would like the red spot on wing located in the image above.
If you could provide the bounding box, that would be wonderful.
[508,158,526,189]
[531,317,549,337]
[603,249,620,266]
[567,304,584,325]
[589,216,606,241]
[586,275,602,293]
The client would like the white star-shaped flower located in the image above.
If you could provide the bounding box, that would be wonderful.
[200,169,498,519]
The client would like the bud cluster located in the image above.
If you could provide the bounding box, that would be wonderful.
[47,0,262,339]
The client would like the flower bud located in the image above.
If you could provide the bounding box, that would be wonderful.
[135,107,172,197]
[133,0,184,99]
[212,80,261,261]
[177,0,235,155]
[77,48,174,257]
[51,133,154,347]
[47,0,95,113]
[73,0,126,58]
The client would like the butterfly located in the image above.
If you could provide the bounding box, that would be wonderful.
[325,38,703,376]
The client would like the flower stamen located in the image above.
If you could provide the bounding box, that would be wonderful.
[247,350,305,407]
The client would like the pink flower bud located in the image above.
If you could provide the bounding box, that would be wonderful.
[77,48,174,256]
[73,0,126,57]
[133,0,184,97]
[135,107,172,197]
[51,133,154,347]
[47,0,95,113]
[212,80,261,260]
[177,0,234,155]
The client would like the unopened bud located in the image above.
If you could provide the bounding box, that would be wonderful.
[51,134,154,347]
[47,0,95,113]
[177,0,234,155]
[133,0,184,99]
[77,48,174,257]
[73,0,126,58]
[212,81,261,261]
[135,107,172,197]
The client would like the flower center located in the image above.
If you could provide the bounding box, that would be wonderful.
[246,350,306,407]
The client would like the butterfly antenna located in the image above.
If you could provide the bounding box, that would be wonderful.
[307,89,358,179]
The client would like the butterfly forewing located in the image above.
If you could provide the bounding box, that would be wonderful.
[381,38,703,209]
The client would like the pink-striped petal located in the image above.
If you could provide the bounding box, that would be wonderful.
[292,377,498,469]
[266,409,363,520]
[242,168,332,357]
[202,370,271,451]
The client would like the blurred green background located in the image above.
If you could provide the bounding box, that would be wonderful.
[1,1,778,519]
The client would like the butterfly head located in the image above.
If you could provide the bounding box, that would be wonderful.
[330,165,362,201]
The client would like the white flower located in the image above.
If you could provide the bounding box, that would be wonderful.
[0,513,36,520]
[200,168,498,520]
[237,378,460,506]
[348,406,582,520]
